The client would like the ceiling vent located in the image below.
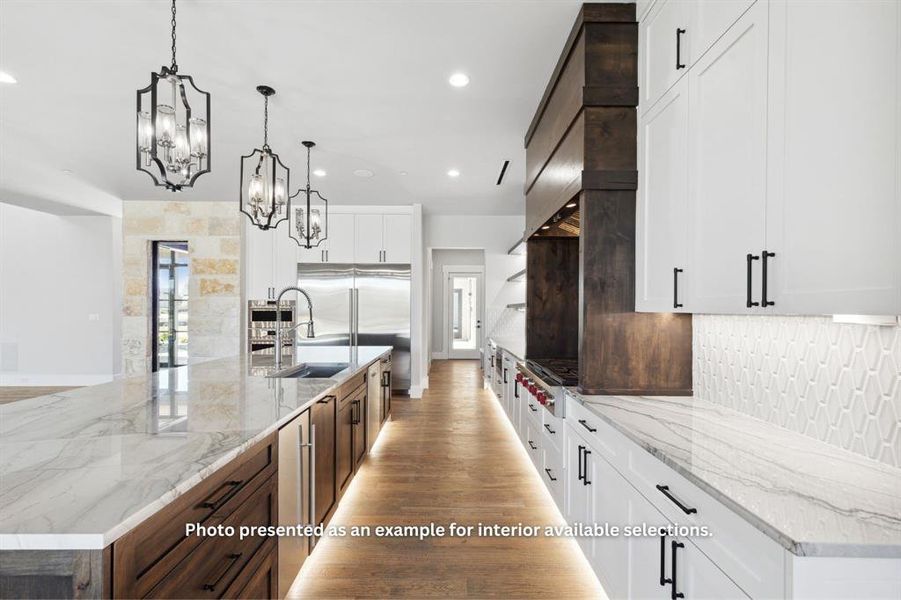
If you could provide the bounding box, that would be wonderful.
[496,160,510,185]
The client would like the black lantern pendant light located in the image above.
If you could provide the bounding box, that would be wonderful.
[289,141,329,249]
[136,0,211,191]
[239,86,291,230]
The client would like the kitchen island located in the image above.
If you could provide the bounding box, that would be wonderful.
[0,346,391,598]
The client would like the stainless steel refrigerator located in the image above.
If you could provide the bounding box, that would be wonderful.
[295,263,411,392]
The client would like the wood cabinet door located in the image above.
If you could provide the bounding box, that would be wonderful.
[353,393,367,468]
[382,214,412,263]
[687,1,768,314]
[336,397,354,495]
[354,214,384,263]
[311,396,336,526]
[765,0,901,315]
[640,0,694,113]
[325,212,356,263]
[636,76,690,313]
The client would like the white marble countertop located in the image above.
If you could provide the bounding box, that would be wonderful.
[568,391,901,558]
[488,335,525,360]
[0,346,391,551]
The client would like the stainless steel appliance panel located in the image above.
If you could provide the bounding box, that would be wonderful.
[355,264,411,391]
[295,264,355,348]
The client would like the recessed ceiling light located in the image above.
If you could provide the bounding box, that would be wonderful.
[0,71,17,84]
[353,169,374,178]
[447,169,460,178]
[565,202,577,208]
[541,225,551,230]
[61,169,74,175]
[313,169,326,177]
[448,72,470,88]
[399,171,408,176]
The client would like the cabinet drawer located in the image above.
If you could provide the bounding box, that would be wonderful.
[336,372,366,405]
[541,444,565,510]
[565,396,628,472]
[524,418,542,470]
[541,410,563,456]
[145,474,278,599]
[113,433,277,599]
[227,538,277,600]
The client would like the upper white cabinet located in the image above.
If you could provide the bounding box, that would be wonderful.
[354,214,384,263]
[382,214,412,263]
[765,0,901,315]
[299,212,356,264]
[640,0,694,112]
[245,222,298,300]
[637,0,901,315]
[636,77,690,312]
[687,0,769,314]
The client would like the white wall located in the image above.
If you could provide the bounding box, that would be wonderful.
[430,249,484,355]
[0,203,121,385]
[422,215,525,382]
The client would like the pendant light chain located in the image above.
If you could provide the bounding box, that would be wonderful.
[170,0,178,71]
[263,95,270,148]
[306,145,312,190]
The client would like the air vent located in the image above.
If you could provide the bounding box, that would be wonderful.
[496,160,510,185]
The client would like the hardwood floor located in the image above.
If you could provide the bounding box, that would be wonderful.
[0,386,79,405]
[289,359,604,599]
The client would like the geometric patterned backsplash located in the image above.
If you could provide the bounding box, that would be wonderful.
[694,315,901,469]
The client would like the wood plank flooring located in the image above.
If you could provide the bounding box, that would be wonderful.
[0,387,79,405]
[289,359,604,599]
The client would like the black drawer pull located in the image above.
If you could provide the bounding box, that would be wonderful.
[317,394,335,404]
[746,253,760,307]
[656,485,697,515]
[582,449,592,486]
[503,368,508,384]
[676,28,686,69]
[673,267,683,309]
[514,380,519,398]
[671,541,685,599]
[578,419,596,432]
[202,552,243,591]
[577,445,585,481]
[544,468,557,482]
[528,403,538,412]
[660,535,672,587]
[543,423,556,435]
[761,250,775,307]
[198,480,242,510]
[528,440,537,450]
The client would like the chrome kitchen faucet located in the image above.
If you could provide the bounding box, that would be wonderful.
[275,286,315,369]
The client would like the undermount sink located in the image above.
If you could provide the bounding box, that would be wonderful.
[270,362,349,379]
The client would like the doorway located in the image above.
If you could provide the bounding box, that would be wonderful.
[152,241,189,372]
[444,268,483,360]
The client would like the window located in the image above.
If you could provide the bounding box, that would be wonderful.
[152,241,189,371]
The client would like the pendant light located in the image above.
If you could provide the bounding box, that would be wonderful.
[289,141,329,249]
[239,86,291,230]
[136,0,211,191]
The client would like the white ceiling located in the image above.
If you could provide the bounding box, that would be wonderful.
[0,0,583,216]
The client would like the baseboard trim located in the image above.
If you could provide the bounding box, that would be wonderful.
[431,352,448,360]
[0,374,115,386]
[409,386,423,398]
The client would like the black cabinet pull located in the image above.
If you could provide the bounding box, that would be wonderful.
[746,253,760,307]
[671,541,685,599]
[577,445,585,481]
[660,535,672,587]
[514,380,519,398]
[656,485,697,514]
[528,440,537,450]
[543,423,556,435]
[673,267,684,308]
[578,419,597,433]
[528,403,538,412]
[761,250,775,307]
[198,480,242,510]
[202,552,243,591]
[317,394,335,404]
[582,449,592,486]
[503,368,508,384]
[676,28,687,69]
[544,468,557,482]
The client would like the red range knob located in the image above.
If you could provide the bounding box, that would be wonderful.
[537,391,547,405]
[528,383,537,395]
[515,372,524,383]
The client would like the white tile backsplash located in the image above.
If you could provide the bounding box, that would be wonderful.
[694,315,901,468]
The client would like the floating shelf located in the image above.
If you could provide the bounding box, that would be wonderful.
[507,269,526,282]
[507,238,526,255]
[506,302,526,310]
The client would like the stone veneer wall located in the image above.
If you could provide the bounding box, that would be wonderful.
[694,315,901,468]
[122,201,241,375]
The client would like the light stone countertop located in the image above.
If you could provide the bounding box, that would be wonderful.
[489,335,525,361]
[0,346,391,551]
[568,391,901,558]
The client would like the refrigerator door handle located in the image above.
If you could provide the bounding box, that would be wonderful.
[354,288,360,347]
[348,288,355,347]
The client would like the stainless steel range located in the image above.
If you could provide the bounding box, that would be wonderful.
[515,358,578,418]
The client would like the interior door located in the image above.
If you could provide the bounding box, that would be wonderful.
[765,0,901,315]
[354,214,384,263]
[687,1,768,314]
[447,272,483,359]
[637,76,690,313]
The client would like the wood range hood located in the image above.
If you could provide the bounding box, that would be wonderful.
[524,2,692,396]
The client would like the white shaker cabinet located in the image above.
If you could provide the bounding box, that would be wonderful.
[640,0,694,113]
[245,221,298,300]
[669,535,750,599]
[765,0,901,315]
[686,0,768,314]
[636,76,690,312]
[354,214,385,263]
[382,214,412,263]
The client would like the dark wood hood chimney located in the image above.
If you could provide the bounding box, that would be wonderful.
[524,3,692,396]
